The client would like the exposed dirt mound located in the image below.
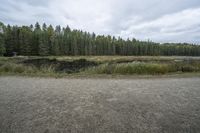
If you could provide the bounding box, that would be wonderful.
[22,58,98,73]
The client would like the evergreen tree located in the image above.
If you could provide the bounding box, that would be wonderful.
[31,22,41,55]
[39,23,49,56]
[0,22,199,56]
[0,22,5,56]
[5,25,15,56]
[47,25,56,55]
[19,26,32,55]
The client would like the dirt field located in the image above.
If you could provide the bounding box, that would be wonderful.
[0,77,200,133]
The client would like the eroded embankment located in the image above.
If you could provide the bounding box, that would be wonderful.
[22,58,98,73]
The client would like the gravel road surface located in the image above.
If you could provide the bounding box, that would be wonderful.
[0,77,200,133]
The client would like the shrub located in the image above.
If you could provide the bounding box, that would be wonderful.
[0,63,37,74]
[39,65,56,73]
[13,65,25,73]
[113,62,170,74]
[87,62,172,75]
[0,63,15,73]
[181,65,198,72]
[88,64,113,74]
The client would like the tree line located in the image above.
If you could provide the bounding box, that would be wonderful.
[0,22,200,56]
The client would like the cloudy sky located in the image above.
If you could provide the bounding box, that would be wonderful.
[1,0,200,43]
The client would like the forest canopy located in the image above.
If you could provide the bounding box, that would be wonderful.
[0,22,200,56]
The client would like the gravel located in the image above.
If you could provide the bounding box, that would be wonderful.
[0,76,200,133]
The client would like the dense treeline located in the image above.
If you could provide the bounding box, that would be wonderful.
[0,22,200,56]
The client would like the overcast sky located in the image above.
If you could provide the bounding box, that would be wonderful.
[1,0,200,43]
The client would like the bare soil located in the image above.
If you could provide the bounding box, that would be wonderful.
[22,58,98,73]
[0,77,200,133]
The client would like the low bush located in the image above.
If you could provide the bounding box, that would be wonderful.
[86,62,200,75]
[0,63,14,73]
[39,65,56,73]
[0,63,37,74]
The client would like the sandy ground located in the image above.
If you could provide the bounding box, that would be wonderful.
[0,76,200,133]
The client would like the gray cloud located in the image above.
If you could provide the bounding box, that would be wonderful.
[0,0,200,43]
[119,7,200,43]
[17,0,50,7]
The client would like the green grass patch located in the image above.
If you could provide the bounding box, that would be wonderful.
[86,62,200,75]
[0,63,37,74]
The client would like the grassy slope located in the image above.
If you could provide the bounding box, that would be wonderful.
[0,56,200,77]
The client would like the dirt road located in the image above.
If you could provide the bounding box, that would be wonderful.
[0,76,200,133]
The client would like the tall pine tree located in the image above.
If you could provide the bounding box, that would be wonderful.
[0,22,5,56]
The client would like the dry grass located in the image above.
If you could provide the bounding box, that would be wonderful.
[0,56,200,76]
